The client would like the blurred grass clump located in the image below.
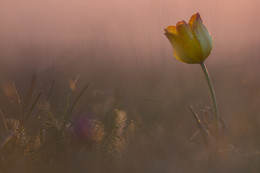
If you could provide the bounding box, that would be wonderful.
[0,74,137,173]
[0,67,260,173]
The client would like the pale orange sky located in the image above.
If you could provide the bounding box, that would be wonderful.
[0,0,259,66]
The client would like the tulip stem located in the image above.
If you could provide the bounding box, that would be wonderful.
[200,62,219,148]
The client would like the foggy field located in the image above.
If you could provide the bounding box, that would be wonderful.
[0,0,260,173]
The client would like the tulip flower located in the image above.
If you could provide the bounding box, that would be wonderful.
[164,13,220,148]
[164,13,213,64]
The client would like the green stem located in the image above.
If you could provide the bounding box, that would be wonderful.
[200,62,219,147]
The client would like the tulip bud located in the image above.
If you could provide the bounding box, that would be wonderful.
[164,13,213,64]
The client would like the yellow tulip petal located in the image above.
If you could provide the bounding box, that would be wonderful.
[173,45,197,64]
[166,25,177,34]
[191,14,213,60]
[164,31,196,64]
[176,21,194,42]
[176,21,204,63]
[189,12,200,26]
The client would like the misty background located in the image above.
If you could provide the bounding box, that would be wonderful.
[0,0,260,160]
[1,0,260,67]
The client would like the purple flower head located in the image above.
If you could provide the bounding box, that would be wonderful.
[73,111,104,145]
[73,112,95,144]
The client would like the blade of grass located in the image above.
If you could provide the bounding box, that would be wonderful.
[64,84,89,122]
[0,132,14,149]
[21,71,37,122]
[189,105,215,148]
[12,81,23,121]
[0,109,8,132]
[64,91,72,118]
[46,80,55,101]
[23,92,41,126]
[12,80,21,104]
